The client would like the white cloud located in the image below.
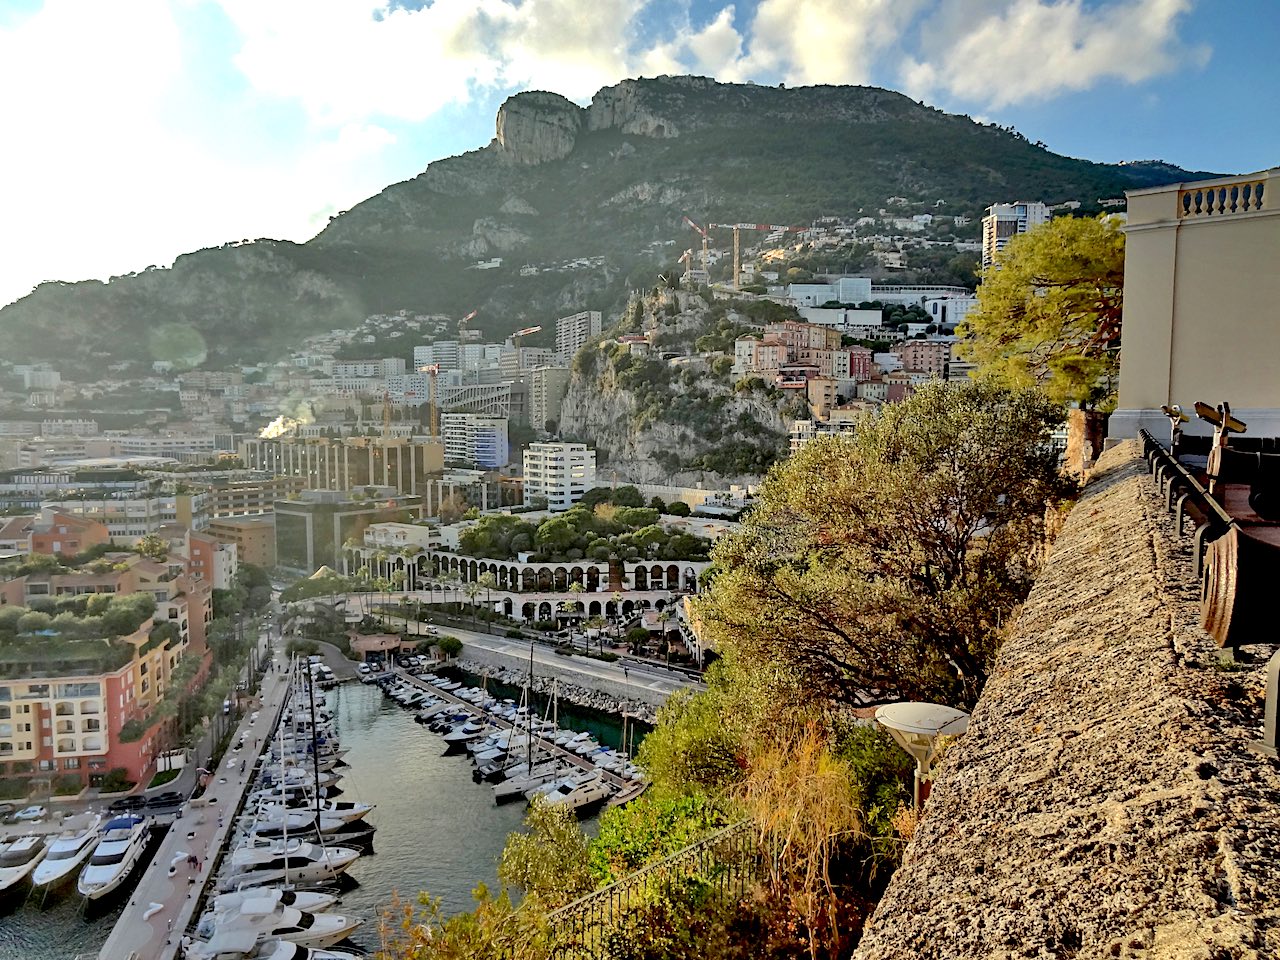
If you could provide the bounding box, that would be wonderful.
[902,0,1207,109]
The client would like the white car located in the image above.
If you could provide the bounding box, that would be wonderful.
[13,805,46,822]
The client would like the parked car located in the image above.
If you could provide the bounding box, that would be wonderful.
[108,796,147,812]
[0,803,15,820]
[146,791,184,808]
[13,805,47,822]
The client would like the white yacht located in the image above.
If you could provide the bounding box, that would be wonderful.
[211,886,339,915]
[221,840,360,890]
[493,761,568,804]
[78,814,151,900]
[256,798,373,825]
[31,812,102,889]
[531,772,613,814]
[0,834,47,891]
[194,897,362,950]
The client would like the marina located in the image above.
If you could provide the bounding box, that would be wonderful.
[3,650,650,959]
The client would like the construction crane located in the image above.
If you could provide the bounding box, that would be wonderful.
[509,324,543,345]
[458,308,478,339]
[681,216,710,275]
[708,221,804,291]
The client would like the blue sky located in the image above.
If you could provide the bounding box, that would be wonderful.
[0,0,1274,309]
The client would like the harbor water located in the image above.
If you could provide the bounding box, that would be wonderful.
[4,678,644,957]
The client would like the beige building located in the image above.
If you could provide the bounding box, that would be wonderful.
[1111,168,1278,439]
[529,366,571,431]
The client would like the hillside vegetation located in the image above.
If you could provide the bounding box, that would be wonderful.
[0,76,1211,374]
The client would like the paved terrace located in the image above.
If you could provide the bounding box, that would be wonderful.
[89,653,292,960]
[855,442,1280,958]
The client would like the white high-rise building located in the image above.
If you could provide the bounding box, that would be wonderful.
[555,311,602,363]
[981,201,1049,267]
[523,442,596,512]
[442,413,509,469]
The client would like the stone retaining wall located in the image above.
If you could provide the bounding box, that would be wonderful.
[457,644,668,714]
[854,442,1280,959]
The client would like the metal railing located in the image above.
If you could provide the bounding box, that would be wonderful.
[1139,428,1235,577]
[545,820,758,959]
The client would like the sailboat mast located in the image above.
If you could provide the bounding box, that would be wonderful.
[526,643,534,772]
[307,664,321,819]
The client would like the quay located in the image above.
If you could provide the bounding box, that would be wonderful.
[86,656,292,960]
[393,667,633,791]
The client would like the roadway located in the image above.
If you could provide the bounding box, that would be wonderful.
[372,615,704,702]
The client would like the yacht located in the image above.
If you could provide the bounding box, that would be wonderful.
[78,814,151,900]
[31,812,102,889]
[257,798,373,825]
[221,840,361,890]
[211,886,339,915]
[0,835,47,891]
[194,897,363,950]
[493,761,568,804]
[538,772,614,815]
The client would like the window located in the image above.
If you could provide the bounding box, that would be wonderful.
[64,757,80,769]
[38,759,54,771]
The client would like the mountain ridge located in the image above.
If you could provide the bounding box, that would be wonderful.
[0,76,1218,373]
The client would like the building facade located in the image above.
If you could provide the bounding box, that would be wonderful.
[441,414,510,469]
[529,366,571,431]
[555,311,602,363]
[981,201,1049,267]
[240,436,444,497]
[523,443,596,512]
[1111,169,1279,439]
[274,490,423,573]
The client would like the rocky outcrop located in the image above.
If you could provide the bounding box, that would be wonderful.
[587,77,696,138]
[854,443,1280,959]
[494,90,583,165]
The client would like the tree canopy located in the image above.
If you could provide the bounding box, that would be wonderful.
[696,381,1071,709]
[960,214,1125,408]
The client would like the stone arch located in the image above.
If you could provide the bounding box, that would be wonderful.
[605,601,617,618]
[586,566,601,592]
[684,567,697,591]
[666,565,679,590]
[569,566,584,587]
[634,567,648,590]
[650,564,664,589]
[538,601,553,620]
[554,567,569,591]
[588,600,601,617]
[537,567,553,592]
[622,599,635,615]
[522,602,536,620]
[522,569,537,592]
[503,598,513,616]
[655,598,666,611]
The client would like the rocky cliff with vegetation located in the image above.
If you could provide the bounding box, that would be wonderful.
[559,289,801,485]
[0,76,1214,374]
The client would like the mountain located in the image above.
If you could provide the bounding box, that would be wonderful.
[0,75,1216,373]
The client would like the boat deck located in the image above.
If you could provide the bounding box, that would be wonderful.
[392,668,633,791]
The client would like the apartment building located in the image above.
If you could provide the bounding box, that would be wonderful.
[529,367,571,431]
[413,341,461,372]
[523,442,596,512]
[893,340,952,379]
[28,513,110,557]
[332,358,406,379]
[981,201,1049,267]
[240,436,444,497]
[555,311,602,363]
[441,414,510,469]
[274,489,423,573]
[206,514,276,568]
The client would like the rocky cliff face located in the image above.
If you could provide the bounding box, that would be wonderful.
[493,90,583,165]
[0,75,1216,370]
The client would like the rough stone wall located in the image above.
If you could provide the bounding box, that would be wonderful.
[854,442,1280,960]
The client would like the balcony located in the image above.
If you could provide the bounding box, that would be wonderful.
[1178,175,1267,218]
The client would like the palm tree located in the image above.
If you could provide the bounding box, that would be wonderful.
[477,572,498,634]
[463,580,481,627]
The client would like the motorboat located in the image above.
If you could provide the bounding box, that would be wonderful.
[78,814,151,899]
[194,897,363,950]
[0,834,47,891]
[493,762,568,804]
[211,886,339,915]
[257,798,373,825]
[441,721,487,753]
[538,772,614,815]
[221,840,361,890]
[31,812,102,889]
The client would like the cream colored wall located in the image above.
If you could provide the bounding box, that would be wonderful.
[1114,171,1279,438]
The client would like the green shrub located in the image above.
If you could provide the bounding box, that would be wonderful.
[52,774,83,796]
[505,629,523,639]
[99,768,134,793]
[0,777,30,800]
[148,768,181,788]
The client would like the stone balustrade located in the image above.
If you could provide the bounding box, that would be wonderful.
[1178,175,1267,218]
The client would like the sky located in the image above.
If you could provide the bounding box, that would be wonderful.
[0,0,1275,310]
